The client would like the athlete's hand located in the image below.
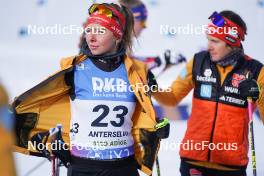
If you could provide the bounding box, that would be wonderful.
[239,79,260,102]
[51,128,71,168]
[154,56,162,67]
[147,71,158,93]
[155,118,170,139]
[51,140,71,168]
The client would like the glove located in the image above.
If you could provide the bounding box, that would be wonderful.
[147,70,158,93]
[155,118,170,139]
[154,56,162,67]
[30,131,51,159]
[239,79,260,102]
[51,139,71,168]
[51,129,71,168]
[164,50,186,66]
[164,50,171,66]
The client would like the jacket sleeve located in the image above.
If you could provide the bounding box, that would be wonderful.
[0,85,16,176]
[0,127,16,176]
[152,58,195,106]
[256,67,264,123]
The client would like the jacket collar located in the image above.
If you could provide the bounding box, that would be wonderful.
[72,54,135,73]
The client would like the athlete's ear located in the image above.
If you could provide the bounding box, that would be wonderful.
[226,43,233,50]
[116,39,121,47]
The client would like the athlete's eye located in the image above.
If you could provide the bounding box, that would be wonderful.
[85,28,91,34]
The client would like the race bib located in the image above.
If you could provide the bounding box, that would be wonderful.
[70,59,137,160]
[70,100,136,160]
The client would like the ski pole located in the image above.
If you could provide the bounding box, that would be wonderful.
[50,124,62,176]
[156,155,161,176]
[247,97,257,176]
[51,152,61,176]
[51,154,56,176]
[155,118,170,176]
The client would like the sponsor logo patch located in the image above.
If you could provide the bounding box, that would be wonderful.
[224,86,239,94]
[219,95,245,105]
[204,69,212,77]
[200,84,212,98]
[232,73,246,88]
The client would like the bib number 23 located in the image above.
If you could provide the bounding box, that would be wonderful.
[91,105,128,127]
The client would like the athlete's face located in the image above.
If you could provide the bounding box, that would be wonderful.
[207,35,233,62]
[86,24,120,55]
[134,20,146,37]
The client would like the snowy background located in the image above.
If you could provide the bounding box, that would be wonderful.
[0,0,263,175]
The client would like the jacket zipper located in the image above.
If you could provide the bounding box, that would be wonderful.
[207,64,238,161]
[207,65,221,162]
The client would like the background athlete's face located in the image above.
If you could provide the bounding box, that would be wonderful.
[134,20,146,37]
[207,35,233,62]
[86,24,120,55]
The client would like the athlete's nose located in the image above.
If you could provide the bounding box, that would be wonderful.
[208,41,213,51]
[87,33,97,43]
